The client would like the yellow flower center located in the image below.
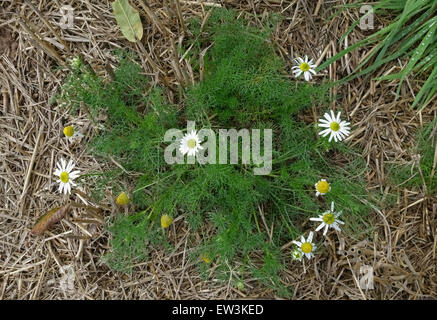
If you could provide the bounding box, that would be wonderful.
[60,171,69,183]
[116,192,130,205]
[330,122,340,132]
[187,139,197,149]
[299,62,310,72]
[323,213,336,225]
[63,126,74,137]
[301,242,313,254]
[316,180,330,194]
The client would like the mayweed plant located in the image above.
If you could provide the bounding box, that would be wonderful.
[57,8,374,296]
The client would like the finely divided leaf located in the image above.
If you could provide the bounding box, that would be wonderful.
[112,0,143,42]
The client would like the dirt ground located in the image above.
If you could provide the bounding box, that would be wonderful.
[0,0,436,299]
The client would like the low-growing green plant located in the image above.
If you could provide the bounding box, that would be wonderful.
[59,8,373,295]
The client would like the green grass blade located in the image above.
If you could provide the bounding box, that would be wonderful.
[396,17,437,96]
[411,67,437,109]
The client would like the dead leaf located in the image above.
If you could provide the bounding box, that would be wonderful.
[112,0,143,42]
[31,203,71,235]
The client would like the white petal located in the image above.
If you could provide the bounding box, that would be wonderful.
[307,231,314,242]
[66,160,74,173]
[320,129,331,137]
[323,112,332,122]
[323,225,329,236]
[319,118,329,124]
[330,110,336,122]
[304,71,311,81]
[69,171,80,179]
[315,223,325,231]
[310,217,323,222]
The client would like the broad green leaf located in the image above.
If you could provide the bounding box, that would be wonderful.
[112,0,143,42]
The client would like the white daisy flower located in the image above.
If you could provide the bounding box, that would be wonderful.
[53,158,80,195]
[293,231,316,260]
[291,248,303,261]
[179,130,203,156]
[292,55,317,81]
[310,201,344,236]
[314,179,331,197]
[63,125,83,143]
[318,110,351,142]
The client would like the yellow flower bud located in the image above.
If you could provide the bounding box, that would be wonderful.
[161,214,173,229]
[116,192,130,205]
[201,253,211,264]
[63,126,74,137]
